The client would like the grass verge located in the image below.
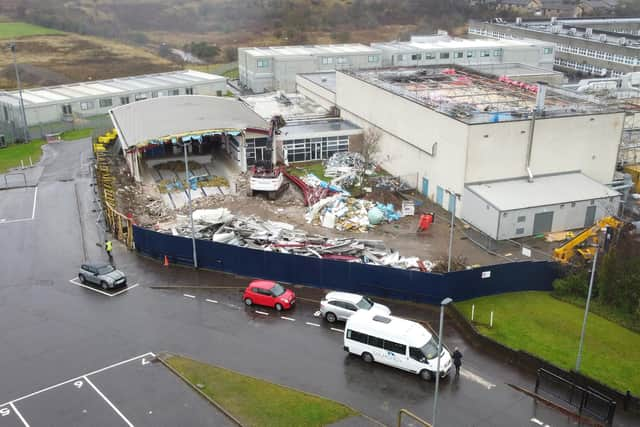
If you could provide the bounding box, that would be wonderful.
[60,128,93,141]
[0,139,46,173]
[0,22,63,39]
[456,291,640,394]
[288,162,330,182]
[165,355,358,427]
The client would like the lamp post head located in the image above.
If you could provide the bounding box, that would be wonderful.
[441,297,453,306]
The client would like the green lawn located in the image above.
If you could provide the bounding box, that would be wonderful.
[456,291,640,394]
[60,128,93,141]
[165,355,357,427]
[0,22,62,39]
[222,67,239,79]
[0,139,46,173]
[288,162,330,182]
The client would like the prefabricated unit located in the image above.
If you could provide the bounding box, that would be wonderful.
[462,172,621,240]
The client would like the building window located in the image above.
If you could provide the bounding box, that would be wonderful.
[517,216,526,223]
[257,59,269,68]
[62,104,72,115]
[493,49,502,57]
[322,57,333,65]
[454,51,463,58]
[80,101,94,111]
[543,47,553,55]
[216,90,222,96]
[120,97,130,105]
[516,227,525,235]
[185,87,194,95]
[411,53,422,60]
[151,91,158,98]
[425,53,435,60]
[397,54,405,62]
[480,50,490,57]
[336,57,347,64]
[99,98,112,108]
[170,89,180,96]
[367,55,379,63]
[134,93,147,101]
[467,51,475,58]
[440,52,450,59]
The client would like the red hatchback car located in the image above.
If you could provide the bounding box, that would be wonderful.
[243,280,296,311]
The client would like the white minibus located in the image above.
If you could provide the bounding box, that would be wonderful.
[344,311,452,380]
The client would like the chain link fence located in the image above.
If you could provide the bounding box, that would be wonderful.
[1,114,113,143]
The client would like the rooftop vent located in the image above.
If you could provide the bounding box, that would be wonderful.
[619,37,627,46]
[599,34,607,42]
[373,315,392,324]
[584,28,593,39]
[550,16,557,25]
[568,28,577,36]
[551,25,562,34]
[516,17,522,26]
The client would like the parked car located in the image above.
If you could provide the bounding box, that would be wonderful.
[243,280,296,311]
[320,291,390,323]
[78,263,127,290]
[344,311,452,381]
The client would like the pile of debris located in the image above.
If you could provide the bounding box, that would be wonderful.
[305,194,402,232]
[370,175,413,192]
[161,208,432,271]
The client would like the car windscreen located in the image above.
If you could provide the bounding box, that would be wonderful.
[270,283,285,296]
[356,296,373,310]
[97,265,115,275]
[421,336,440,360]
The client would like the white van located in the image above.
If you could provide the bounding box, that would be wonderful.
[344,311,452,380]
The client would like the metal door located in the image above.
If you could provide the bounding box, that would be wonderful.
[532,211,554,235]
[436,186,444,206]
[311,141,322,160]
[584,205,597,227]
[422,177,429,196]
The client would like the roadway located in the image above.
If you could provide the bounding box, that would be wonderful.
[0,139,637,426]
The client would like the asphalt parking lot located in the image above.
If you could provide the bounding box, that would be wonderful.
[0,187,37,224]
[0,353,233,427]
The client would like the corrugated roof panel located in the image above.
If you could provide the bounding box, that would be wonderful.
[85,83,123,94]
[65,84,105,96]
[29,90,69,102]
[49,87,90,98]
[20,93,51,104]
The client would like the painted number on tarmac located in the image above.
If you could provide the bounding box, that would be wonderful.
[0,407,10,416]
[74,380,83,389]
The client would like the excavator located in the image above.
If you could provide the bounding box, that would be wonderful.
[552,216,626,264]
[247,115,289,200]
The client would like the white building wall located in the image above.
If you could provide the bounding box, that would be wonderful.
[461,187,501,239]
[295,76,336,110]
[335,72,469,215]
[465,112,624,185]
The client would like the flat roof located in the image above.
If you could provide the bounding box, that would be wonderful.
[0,70,225,107]
[241,43,380,58]
[281,119,361,138]
[372,37,553,53]
[110,95,268,150]
[298,72,337,93]
[241,92,329,120]
[345,66,621,124]
[466,172,620,211]
[469,63,565,78]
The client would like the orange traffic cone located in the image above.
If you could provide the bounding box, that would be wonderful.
[164,255,169,267]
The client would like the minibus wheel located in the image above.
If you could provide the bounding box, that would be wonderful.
[420,369,433,381]
[362,352,374,363]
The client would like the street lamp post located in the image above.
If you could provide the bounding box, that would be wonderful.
[8,42,29,143]
[575,232,602,372]
[181,141,198,269]
[432,296,452,427]
[445,190,460,272]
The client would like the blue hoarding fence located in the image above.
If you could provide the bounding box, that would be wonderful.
[133,225,557,304]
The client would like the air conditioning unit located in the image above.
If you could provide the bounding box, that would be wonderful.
[516,17,522,26]
[550,17,557,25]
[551,25,561,34]
[599,34,607,42]
[584,28,593,39]
[619,37,627,46]
[568,28,577,36]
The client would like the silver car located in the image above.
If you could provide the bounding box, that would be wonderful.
[320,291,391,323]
[78,263,127,290]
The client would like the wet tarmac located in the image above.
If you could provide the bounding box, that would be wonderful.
[0,139,637,426]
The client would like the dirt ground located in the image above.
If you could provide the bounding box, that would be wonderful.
[0,33,178,89]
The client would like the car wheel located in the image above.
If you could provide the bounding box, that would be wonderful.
[420,370,433,381]
[244,298,253,306]
[78,274,86,284]
[275,303,283,312]
[325,312,337,323]
[100,281,108,290]
[361,352,374,363]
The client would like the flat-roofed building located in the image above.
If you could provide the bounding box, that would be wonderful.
[238,44,382,93]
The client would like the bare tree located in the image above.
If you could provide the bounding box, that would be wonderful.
[360,128,381,178]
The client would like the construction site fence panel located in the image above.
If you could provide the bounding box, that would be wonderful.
[133,225,557,304]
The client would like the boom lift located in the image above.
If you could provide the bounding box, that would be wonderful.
[552,216,625,264]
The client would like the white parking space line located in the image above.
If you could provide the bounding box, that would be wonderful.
[530,418,549,426]
[255,310,269,316]
[31,187,38,220]
[280,316,295,321]
[0,187,39,225]
[1,352,155,407]
[460,368,496,390]
[68,278,139,297]
[305,322,321,327]
[9,402,30,427]
[84,376,134,427]
[330,328,344,333]
[313,311,321,317]
[183,293,196,299]
[205,299,218,304]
